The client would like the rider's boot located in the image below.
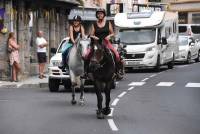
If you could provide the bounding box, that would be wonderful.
[58,47,69,71]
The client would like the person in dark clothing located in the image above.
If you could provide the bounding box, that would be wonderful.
[59,15,85,70]
[89,8,120,75]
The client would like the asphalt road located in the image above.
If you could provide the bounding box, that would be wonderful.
[0,62,200,134]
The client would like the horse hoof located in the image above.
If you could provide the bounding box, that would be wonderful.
[102,107,111,115]
[71,100,77,105]
[96,110,104,119]
[79,99,85,106]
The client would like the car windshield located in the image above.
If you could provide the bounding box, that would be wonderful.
[178,36,188,46]
[57,40,68,53]
[119,29,156,45]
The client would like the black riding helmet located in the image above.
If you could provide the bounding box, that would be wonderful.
[96,8,106,18]
[73,15,82,22]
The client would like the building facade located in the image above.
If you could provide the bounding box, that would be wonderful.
[168,0,200,24]
[0,0,79,80]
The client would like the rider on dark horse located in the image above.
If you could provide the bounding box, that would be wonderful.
[59,15,85,71]
[85,8,120,76]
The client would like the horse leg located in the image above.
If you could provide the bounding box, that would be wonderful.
[95,83,104,119]
[71,85,77,105]
[79,79,85,105]
[103,84,111,115]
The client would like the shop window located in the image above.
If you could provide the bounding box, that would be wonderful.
[178,12,188,24]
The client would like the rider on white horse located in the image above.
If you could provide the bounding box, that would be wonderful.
[59,15,85,71]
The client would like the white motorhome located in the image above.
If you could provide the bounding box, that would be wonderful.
[114,11,179,71]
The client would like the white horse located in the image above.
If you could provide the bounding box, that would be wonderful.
[67,35,91,105]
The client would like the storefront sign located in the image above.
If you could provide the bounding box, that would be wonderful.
[132,4,163,12]
[68,8,96,21]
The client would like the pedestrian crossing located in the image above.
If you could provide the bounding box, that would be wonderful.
[128,82,200,88]
[185,83,200,88]
[156,82,174,87]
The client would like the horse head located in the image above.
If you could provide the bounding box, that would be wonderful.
[76,35,91,60]
[89,39,108,72]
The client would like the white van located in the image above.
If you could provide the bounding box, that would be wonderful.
[178,24,200,40]
[48,37,71,92]
[114,11,179,71]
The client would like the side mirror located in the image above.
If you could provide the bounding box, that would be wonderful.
[123,44,127,48]
[50,48,57,54]
[161,37,167,45]
[158,39,162,44]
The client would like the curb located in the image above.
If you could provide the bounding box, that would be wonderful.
[0,82,48,88]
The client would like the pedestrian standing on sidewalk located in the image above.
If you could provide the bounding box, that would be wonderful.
[36,30,48,79]
[7,32,21,82]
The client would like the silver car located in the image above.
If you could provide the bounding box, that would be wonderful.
[176,36,200,63]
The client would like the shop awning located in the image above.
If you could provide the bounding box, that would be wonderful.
[56,0,80,5]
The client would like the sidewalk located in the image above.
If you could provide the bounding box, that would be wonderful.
[0,75,48,88]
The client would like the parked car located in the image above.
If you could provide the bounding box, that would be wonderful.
[178,24,200,41]
[48,37,71,92]
[176,35,200,63]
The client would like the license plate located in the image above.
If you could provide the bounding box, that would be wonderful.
[126,61,140,65]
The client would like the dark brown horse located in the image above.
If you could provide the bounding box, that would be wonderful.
[89,39,116,119]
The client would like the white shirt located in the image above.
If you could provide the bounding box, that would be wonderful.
[36,37,47,53]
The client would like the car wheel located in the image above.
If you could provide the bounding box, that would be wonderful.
[195,50,200,62]
[49,78,60,92]
[63,79,72,90]
[186,52,191,64]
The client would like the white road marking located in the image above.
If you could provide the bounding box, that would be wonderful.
[108,108,114,117]
[128,82,145,86]
[186,83,200,88]
[118,91,127,98]
[150,74,157,77]
[108,119,119,131]
[0,82,2,84]
[128,87,134,91]
[111,98,119,106]
[156,82,175,87]
[141,78,149,82]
